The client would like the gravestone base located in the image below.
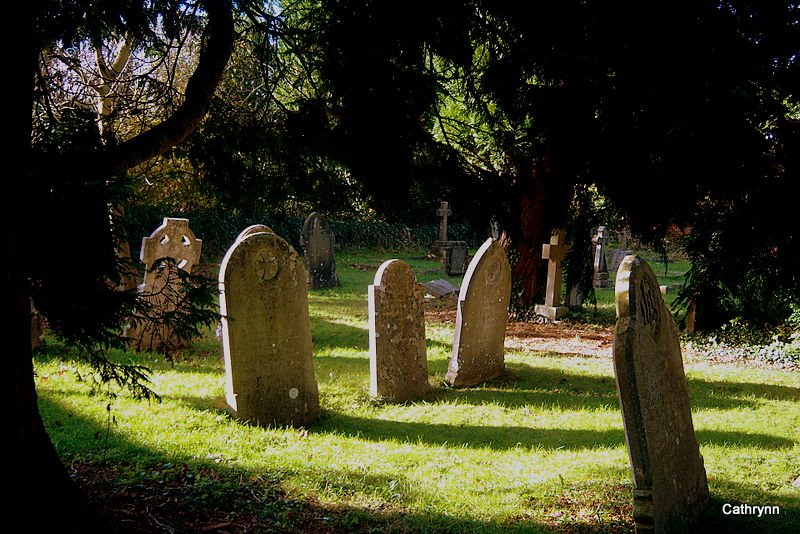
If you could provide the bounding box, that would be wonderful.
[534,304,569,321]
[429,240,450,260]
[593,272,613,289]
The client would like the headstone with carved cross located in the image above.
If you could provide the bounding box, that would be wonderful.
[592,225,612,288]
[219,230,320,427]
[123,217,203,352]
[534,230,570,321]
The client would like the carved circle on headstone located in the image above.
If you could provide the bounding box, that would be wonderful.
[254,249,279,281]
[485,257,502,284]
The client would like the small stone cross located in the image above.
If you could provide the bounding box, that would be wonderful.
[437,201,452,242]
[542,230,569,307]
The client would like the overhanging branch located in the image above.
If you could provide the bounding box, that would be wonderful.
[28,0,233,179]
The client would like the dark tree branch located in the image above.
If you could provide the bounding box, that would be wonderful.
[28,0,234,180]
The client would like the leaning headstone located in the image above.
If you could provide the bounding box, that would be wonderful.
[422,279,459,298]
[301,212,339,289]
[445,238,511,387]
[368,260,429,402]
[219,231,319,427]
[124,217,202,351]
[613,255,709,534]
[534,230,569,321]
[592,226,612,288]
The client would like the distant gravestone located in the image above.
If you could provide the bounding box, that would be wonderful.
[444,241,469,275]
[592,226,612,288]
[124,217,202,351]
[445,238,511,387]
[301,212,339,289]
[219,231,319,427]
[422,279,459,298]
[534,230,569,321]
[430,201,453,259]
[437,201,451,242]
[368,260,429,402]
[613,255,709,533]
[609,248,634,273]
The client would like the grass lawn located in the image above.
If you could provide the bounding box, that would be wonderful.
[35,250,799,533]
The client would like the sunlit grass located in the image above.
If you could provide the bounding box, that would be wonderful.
[35,250,799,533]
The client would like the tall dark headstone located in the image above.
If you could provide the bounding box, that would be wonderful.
[613,255,709,533]
[301,212,339,289]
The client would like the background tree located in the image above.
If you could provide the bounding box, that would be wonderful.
[9,1,233,530]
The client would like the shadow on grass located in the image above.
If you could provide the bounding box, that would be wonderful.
[315,412,793,452]
[310,316,368,352]
[38,394,587,534]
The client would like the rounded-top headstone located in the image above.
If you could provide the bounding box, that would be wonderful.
[301,212,339,289]
[614,255,709,533]
[236,224,274,242]
[445,238,511,387]
[219,231,319,427]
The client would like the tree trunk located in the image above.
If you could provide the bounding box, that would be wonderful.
[9,2,234,528]
[505,148,574,307]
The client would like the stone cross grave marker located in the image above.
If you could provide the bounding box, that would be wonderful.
[301,212,339,289]
[437,201,452,241]
[219,230,320,427]
[613,255,709,533]
[592,225,611,288]
[368,259,429,402]
[534,230,569,321]
[445,238,511,387]
[124,217,202,351]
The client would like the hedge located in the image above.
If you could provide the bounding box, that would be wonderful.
[122,206,486,264]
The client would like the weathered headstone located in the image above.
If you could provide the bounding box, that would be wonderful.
[444,241,469,275]
[301,212,339,289]
[368,260,429,402]
[592,226,612,288]
[445,238,511,387]
[124,217,202,351]
[219,230,320,427]
[613,255,709,534]
[534,230,569,321]
[610,248,634,273]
